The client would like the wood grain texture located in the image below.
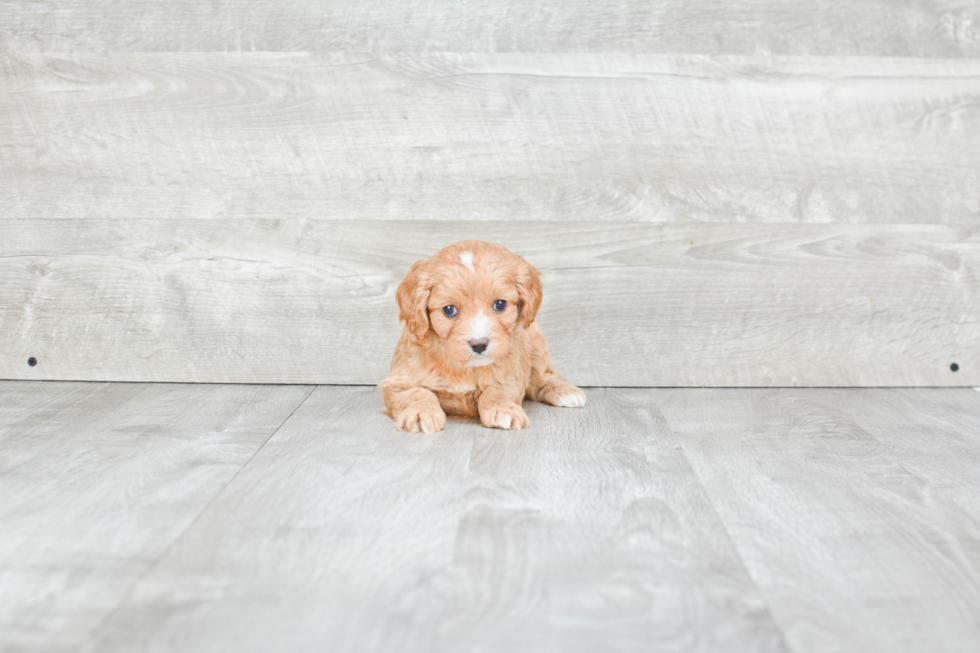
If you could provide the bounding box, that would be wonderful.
[9,383,980,652]
[1,219,976,386]
[658,387,980,653]
[2,53,979,224]
[3,1,979,56]
[0,380,312,653]
[82,385,788,653]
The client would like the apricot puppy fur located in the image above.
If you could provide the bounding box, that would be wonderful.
[379,240,586,432]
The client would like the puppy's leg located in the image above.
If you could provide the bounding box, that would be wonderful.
[528,372,587,408]
[524,322,587,408]
[384,386,447,433]
[477,386,530,430]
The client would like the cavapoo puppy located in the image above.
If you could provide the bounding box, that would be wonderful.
[379,240,586,432]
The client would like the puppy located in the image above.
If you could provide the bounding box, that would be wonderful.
[379,240,586,432]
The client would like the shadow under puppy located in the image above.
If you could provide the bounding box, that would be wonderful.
[380,240,586,432]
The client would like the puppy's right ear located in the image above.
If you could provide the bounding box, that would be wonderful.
[395,258,432,340]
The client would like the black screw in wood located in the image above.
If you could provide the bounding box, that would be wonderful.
[28,357,37,367]
[951,362,959,372]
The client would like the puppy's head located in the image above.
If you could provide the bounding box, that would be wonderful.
[395,240,543,367]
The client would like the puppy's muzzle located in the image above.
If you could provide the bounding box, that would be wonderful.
[469,338,489,354]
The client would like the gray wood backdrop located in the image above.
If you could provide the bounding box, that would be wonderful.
[1,1,978,386]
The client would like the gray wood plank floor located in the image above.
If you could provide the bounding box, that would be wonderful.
[0,381,313,653]
[3,382,980,652]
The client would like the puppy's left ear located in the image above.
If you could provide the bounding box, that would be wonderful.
[517,260,543,329]
[396,258,432,340]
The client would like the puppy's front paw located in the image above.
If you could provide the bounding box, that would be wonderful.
[480,403,530,430]
[396,403,447,433]
[542,384,587,408]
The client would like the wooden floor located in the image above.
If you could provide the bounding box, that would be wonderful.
[2,382,979,652]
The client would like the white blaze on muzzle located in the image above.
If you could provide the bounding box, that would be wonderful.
[465,311,494,366]
[467,311,491,345]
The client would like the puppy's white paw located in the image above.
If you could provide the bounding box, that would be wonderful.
[396,403,447,433]
[480,403,530,430]
[542,384,587,408]
[556,390,587,408]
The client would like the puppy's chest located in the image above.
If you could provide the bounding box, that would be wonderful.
[428,379,480,417]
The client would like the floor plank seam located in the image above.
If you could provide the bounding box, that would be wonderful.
[76,384,318,652]
[656,390,797,653]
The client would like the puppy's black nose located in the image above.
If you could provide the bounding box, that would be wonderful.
[469,338,489,354]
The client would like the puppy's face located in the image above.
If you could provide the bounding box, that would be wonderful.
[396,241,543,368]
[428,269,521,368]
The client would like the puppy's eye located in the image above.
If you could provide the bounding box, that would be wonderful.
[493,299,507,312]
[442,305,458,318]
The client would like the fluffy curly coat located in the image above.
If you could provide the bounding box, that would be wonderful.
[379,240,586,432]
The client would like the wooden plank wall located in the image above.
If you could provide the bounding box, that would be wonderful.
[1,1,978,386]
